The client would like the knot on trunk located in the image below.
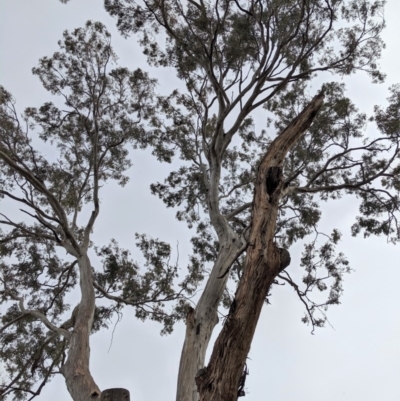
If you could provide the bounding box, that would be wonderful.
[278,248,291,273]
[195,368,207,379]
[185,306,195,330]
[195,367,210,392]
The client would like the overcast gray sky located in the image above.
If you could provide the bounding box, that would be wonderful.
[1,1,400,400]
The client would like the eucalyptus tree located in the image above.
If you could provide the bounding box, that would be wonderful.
[104,1,400,401]
[0,21,190,401]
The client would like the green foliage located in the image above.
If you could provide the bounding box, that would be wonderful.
[93,235,194,335]
[1,1,400,398]
[106,0,386,82]
[0,21,192,400]
[0,236,74,399]
[297,234,351,331]
[104,0,399,328]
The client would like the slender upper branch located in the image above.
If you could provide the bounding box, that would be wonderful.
[0,150,80,255]
[2,289,71,340]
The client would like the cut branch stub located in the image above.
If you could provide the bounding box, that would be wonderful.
[100,388,130,401]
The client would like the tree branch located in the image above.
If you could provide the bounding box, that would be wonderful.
[2,289,71,340]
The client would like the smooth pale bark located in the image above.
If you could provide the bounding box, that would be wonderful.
[195,92,325,401]
[176,234,246,401]
[61,254,101,401]
[176,120,249,401]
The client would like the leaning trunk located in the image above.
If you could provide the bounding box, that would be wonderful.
[195,92,325,401]
[61,254,101,401]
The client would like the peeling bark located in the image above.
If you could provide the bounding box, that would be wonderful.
[195,92,324,401]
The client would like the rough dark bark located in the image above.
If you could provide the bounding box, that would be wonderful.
[195,92,325,401]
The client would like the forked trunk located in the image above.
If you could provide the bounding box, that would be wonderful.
[176,235,246,401]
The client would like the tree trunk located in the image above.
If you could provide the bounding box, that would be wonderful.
[195,92,325,401]
[61,254,101,401]
[176,234,246,401]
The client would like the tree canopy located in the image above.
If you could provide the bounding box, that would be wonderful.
[1,1,400,401]
[105,1,400,400]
